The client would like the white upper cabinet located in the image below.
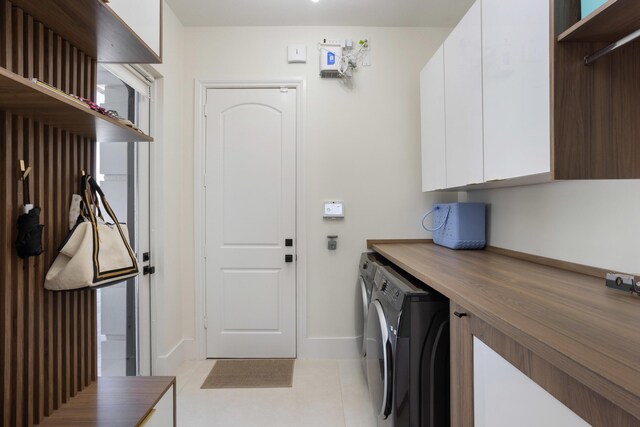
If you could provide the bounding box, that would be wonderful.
[482,0,550,181]
[420,45,447,192]
[444,1,484,188]
[108,0,162,57]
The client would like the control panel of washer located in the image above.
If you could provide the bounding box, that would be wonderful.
[382,280,401,300]
[380,275,404,311]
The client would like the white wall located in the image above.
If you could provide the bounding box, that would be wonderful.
[148,4,191,373]
[465,180,640,273]
[176,25,456,358]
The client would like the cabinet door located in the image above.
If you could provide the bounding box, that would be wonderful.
[482,0,550,181]
[474,338,589,427]
[444,1,484,188]
[108,0,162,57]
[420,45,447,192]
[140,383,174,427]
[450,302,474,427]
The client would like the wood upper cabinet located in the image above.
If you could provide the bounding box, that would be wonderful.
[481,0,550,181]
[10,0,162,63]
[420,45,447,191]
[444,1,484,188]
[552,0,640,179]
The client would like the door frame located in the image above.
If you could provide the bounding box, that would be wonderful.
[193,79,307,359]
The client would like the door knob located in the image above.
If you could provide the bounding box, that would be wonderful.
[453,312,467,318]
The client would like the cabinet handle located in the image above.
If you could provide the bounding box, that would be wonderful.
[453,311,467,318]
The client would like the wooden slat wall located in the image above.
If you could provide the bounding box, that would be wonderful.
[0,0,97,425]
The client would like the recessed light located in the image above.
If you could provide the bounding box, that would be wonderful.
[311,0,320,3]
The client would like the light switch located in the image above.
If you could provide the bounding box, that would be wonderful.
[288,44,307,63]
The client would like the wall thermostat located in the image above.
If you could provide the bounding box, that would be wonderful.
[323,201,344,219]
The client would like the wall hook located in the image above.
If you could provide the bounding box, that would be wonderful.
[19,160,31,181]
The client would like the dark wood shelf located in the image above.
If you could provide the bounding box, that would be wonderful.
[11,0,161,64]
[558,0,640,42]
[39,376,176,426]
[0,67,153,142]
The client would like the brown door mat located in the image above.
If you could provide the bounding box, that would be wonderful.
[201,359,295,389]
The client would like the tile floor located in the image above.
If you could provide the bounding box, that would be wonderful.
[175,359,376,427]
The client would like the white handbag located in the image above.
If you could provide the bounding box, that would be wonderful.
[45,176,139,291]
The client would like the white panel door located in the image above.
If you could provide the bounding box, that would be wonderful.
[205,88,297,358]
[444,1,484,188]
[420,45,447,192]
[482,0,550,181]
[474,338,589,427]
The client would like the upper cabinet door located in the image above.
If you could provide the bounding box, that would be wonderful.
[444,1,484,188]
[482,0,550,181]
[420,45,447,192]
[108,0,162,57]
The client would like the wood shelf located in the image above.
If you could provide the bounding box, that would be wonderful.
[39,377,176,426]
[558,0,640,42]
[11,0,161,64]
[0,67,153,142]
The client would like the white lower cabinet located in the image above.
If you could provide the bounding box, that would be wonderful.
[140,384,174,427]
[473,338,589,427]
[443,1,484,188]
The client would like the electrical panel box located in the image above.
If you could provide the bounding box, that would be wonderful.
[319,43,342,77]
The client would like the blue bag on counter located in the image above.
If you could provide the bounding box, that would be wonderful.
[422,203,486,250]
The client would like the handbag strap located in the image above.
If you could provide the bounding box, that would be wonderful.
[80,175,117,224]
[421,205,451,232]
[80,174,136,257]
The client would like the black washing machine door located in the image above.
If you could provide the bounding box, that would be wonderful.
[366,300,393,420]
[359,275,369,356]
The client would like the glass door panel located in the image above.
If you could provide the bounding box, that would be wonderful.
[95,65,151,376]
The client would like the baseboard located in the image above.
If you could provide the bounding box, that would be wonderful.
[154,337,196,375]
[299,336,362,359]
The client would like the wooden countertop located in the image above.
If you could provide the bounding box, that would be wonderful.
[370,242,640,420]
[39,376,175,426]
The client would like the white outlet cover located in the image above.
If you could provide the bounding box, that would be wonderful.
[288,44,307,63]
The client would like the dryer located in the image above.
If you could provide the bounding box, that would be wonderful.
[357,252,387,366]
[366,266,450,427]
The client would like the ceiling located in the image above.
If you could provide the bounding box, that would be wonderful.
[166,0,474,27]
